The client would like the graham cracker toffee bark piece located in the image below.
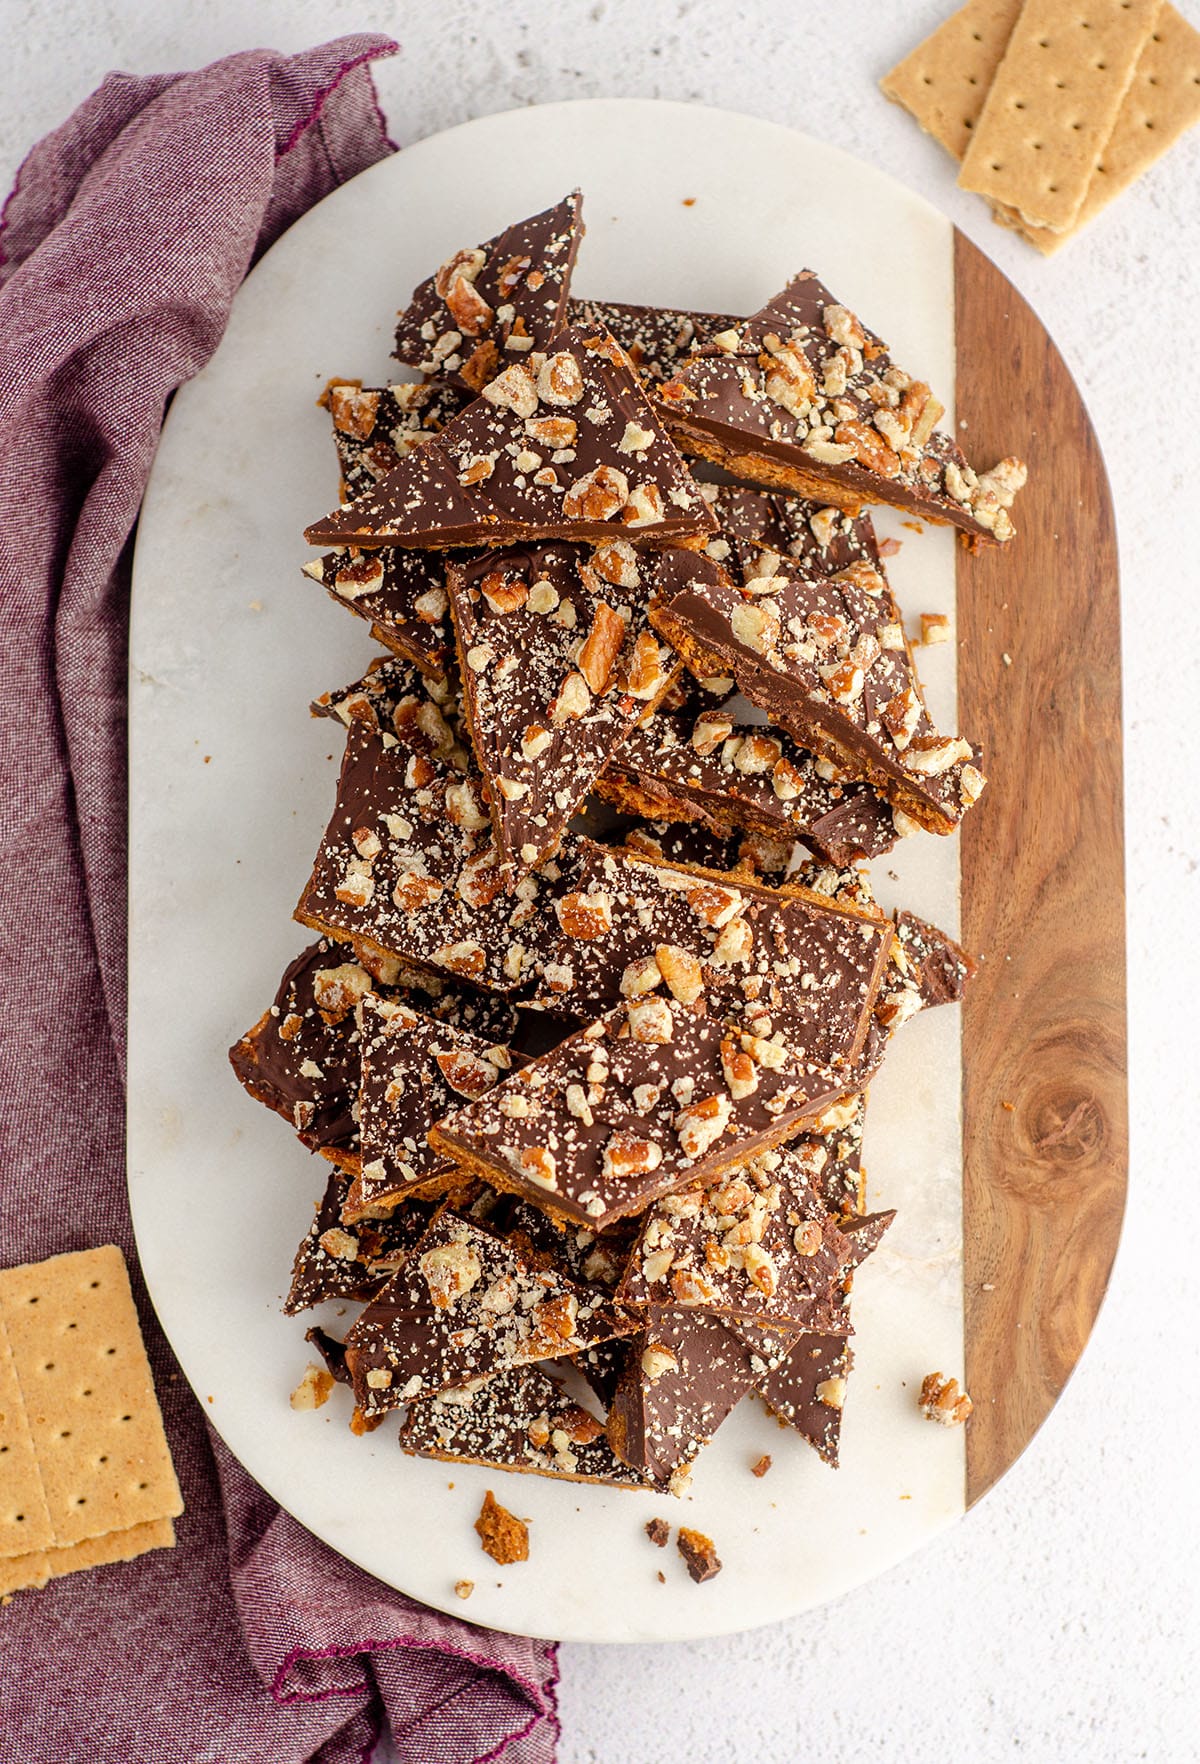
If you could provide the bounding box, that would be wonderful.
[605,1308,801,1487]
[446,540,678,876]
[285,1171,438,1314]
[321,378,470,500]
[342,1210,636,1420]
[400,1363,649,1487]
[616,817,802,883]
[596,670,899,865]
[566,298,741,384]
[649,548,985,836]
[746,1209,894,1465]
[302,548,458,680]
[228,937,521,1168]
[294,713,557,995]
[875,909,978,1031]
[528,836,892,1047]
[617,1140,859,1330]
[658,270,1026,543]
[304,325,717,553]
[349,995,521,1221]
[429,997,888,1233]
[393,191,585,394]
[699,482,882,580]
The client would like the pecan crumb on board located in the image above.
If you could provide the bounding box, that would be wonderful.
[475,1490,530,1564]
[918,1371,973,1427]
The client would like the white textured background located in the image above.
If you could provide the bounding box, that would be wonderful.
[2,3,1198,1761]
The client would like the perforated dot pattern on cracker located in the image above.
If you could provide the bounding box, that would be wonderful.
[993,3,1200,247]
[957,0,1164,231]
[0,1246,181,1586]
[881,0,1023,160]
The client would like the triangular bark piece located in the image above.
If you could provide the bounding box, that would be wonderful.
[285,1170,437,1314]
[617,1140,856,1330]
[650,548,985,835]
[527,836,892,1055]
[342,1210,636,1421]
[349,994,522,1221]
[304,326,716,552]
[320,378,468,501]
[446,540,679,877]
[302,547,457,679]
[400,1363,648,1487]
[296,672,561,995]
[429,1000,887,1233]
[596,668,899,865]
[393,191,584,393]
[659,269,1026,543]
[605,1308,799,1487]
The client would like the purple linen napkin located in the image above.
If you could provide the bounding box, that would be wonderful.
[0,38,558,1764]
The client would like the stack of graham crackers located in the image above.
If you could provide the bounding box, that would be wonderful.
[0,1246,181,1597]
[229,191,1019,1506]
[882,0,1200,251]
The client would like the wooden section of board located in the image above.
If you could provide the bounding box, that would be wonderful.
[954,229,1128,1507]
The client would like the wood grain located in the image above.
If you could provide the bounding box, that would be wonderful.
[954,229,1128,1507]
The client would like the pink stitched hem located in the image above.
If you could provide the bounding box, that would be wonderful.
[276,42,399,161]
[271,1631,556,1764]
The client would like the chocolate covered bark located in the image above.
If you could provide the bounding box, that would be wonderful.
[429,994,888,1233]
[304,326,716,553]
[875,909,977,1029]
[527,837,891,1038]
[295,708,557,995]
[393,191,584,394]
[229,936,522,1170]
[342,1210,636,1420]
[659,270,1026,542]
[566,298,739,384]
[285,1171,437,1314]
[699,482,881,580]
[617,1141,857,1330]
[649,548,985,835]
[321,378,469,500]
[302,547,457,679]
[605,1309,801,1487]
[596,670,899,865]
[400,1363,648,1487]
[348,995,520,1221]
[445,541,678,876]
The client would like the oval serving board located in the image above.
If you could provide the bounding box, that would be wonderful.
[126,100,1127,1642]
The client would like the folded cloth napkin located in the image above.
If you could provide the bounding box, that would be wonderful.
[0,38,558,1764]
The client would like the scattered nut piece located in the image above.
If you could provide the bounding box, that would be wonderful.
[750,1454,772,1479]
[289,1363,335,1411]
[645,1517,670,1548]
[454,1579,474,1600]
[919,1372,973,1427]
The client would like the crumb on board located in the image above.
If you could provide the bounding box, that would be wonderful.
[289,1362,335,1411]
[454,1579,474,1600]
[919,1372,973,1427]
[475,1490,529,1565]
[876,535,902,557]
[920,613,950,646]
[750,1454,772,1479]
[645,1517,670,1548]
[677,1527,722,1584]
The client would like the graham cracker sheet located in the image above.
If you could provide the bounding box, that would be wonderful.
[956,0,1163,231]
[0,1245,181,1594]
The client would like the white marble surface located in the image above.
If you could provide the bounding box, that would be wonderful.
[2,2,1198,1760]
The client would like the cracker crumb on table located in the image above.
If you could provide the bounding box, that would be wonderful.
[475,1490,529,1565]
